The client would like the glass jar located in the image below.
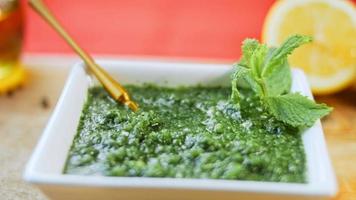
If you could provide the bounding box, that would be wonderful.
[0,0,25,94]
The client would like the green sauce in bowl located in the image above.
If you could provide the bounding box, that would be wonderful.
[64,85,306,183]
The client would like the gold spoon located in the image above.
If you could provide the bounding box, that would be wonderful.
[29,0,138,111]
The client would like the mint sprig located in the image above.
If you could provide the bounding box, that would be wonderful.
[232,35,332,128]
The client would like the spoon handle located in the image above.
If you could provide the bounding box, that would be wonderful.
[29,0,138,111]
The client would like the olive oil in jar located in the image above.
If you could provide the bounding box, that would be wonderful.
[0,0,25,93]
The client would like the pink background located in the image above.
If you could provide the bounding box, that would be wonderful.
[22,0,355,60]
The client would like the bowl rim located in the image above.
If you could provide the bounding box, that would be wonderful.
[23,59,337,197]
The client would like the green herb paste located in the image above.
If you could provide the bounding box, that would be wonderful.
[64,85,306,183]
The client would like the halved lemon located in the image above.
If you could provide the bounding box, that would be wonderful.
[262,0,356,95]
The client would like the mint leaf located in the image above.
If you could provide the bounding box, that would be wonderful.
[249,44,268,77]
[231,63,263,101]
[239,39,268,77]
[261,35,311,96]
[231,64,247,102]
[262,35,312,75]
[239,39,260,66]
[265,93,332,127]
[263,58,292,96]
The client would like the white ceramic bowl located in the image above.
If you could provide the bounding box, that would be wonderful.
[24,59,337,200]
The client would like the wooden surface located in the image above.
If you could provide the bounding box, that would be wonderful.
[317,91,356,200]
[0,56,355,200]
